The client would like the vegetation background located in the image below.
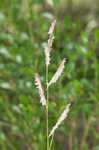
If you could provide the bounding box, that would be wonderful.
[0,0,99,150]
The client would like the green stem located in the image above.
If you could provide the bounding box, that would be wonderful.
[49,134,54,150]
[46,65,49,150]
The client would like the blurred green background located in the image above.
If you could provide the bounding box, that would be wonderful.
[0,0,99,150]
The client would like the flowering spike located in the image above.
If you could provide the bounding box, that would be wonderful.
[48,58,66,87]
[44,20,56,66]
[49,103,71,138]
[48,20,56,35]
[35,73,46,106]
[44,44,50,67]
[48,20,56,49]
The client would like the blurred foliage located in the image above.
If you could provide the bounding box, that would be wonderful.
[0,0,99,150]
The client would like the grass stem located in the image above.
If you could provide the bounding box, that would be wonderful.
[46,64,49,150]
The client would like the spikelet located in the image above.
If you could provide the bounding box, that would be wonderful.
[48,20,56,49]
[35,73,46,106]
[44,20,56,66]
[44,44,50,67]
[48,20,56,36]
[48,58,66,87]
[49,103,71,138]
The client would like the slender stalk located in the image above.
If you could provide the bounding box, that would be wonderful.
[46,64,49,150]
[49,133,54,150]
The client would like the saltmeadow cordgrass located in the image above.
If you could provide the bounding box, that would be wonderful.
[35,20,71,150]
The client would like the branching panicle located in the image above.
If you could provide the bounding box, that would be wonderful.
[34,20,71,150]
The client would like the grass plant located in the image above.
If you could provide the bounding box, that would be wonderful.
[35,20,71,150]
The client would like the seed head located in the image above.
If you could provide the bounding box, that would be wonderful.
[35,73,46,106]
[49,103,71,138]
[48,58,66,87]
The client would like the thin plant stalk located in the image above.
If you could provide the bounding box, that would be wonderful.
[49,133,54,150]
[46,64,49,150]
